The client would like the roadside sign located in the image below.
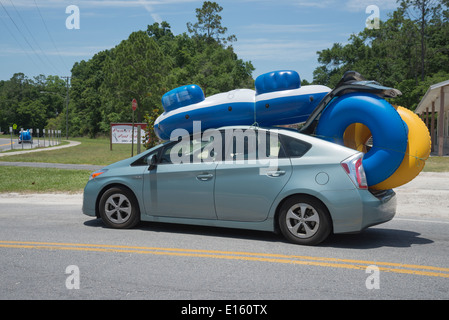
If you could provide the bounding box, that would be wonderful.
[132,99,137,111]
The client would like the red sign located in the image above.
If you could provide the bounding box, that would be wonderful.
[132,99,137,111]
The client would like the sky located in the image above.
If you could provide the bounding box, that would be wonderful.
[0,0,401,84]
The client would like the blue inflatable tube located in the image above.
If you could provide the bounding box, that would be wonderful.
[19,129,32,141]
[154,71,331,140]
[155,88,256,140]
[315,92,409,186]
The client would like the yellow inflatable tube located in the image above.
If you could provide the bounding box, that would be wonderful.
[343,106,431,190]
[343,123,371,153]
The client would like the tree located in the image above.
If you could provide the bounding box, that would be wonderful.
[66,2,253,139]
[312,0,449,109]
[70,50,110,137]
[147,21,174,41]
[0,73,66,134]
[100,31,171,129]
[400,0,443,81]
[187,1,236,45]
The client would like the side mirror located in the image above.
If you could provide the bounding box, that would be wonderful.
[147,154,157,170]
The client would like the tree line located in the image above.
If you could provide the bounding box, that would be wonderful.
[313,0,449,109]
[1,0,448,141]
[0,2,254,142]
[0,74,67,134]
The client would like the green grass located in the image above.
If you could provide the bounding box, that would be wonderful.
[0,166,91,193]
[423,157,449,172]
[0,137,142,166]
[0,137,148,193]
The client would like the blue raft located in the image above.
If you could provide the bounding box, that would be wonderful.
[154,70,330,140]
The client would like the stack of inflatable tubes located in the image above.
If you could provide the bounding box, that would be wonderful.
[337,106,431,190]
[315,93,431,188]
[154,70,330,140]
[154,70,431,190]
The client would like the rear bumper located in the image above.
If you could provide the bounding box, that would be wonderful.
[322,188,396,234]
[360,189,396,230]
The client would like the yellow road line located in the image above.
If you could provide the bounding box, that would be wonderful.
[0,142,13,147]
[1,240,448,278]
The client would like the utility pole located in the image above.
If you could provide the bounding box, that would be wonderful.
[61,76,71,140]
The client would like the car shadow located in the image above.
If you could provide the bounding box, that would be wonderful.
[84,219,433,248]
[84,218,283,243]
[322,228,433,249]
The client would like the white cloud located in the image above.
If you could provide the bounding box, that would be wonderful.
[295,0,337,9]
[234,38,333,62]
[4,0,197,8]
[0,45,114,57]
[345,0,399,12]
[242,23,328,34]
[294,0,399,12]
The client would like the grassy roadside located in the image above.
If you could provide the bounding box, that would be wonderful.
[0,137,138,165]
[423,156,449,172]
[0,137,448,193]
[0,137,147,193]
[0,166,91,193]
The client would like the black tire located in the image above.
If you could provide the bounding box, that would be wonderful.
[278,195,332,246]
[99,187,140,229]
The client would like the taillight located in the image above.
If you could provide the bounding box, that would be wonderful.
[341,154,368,189]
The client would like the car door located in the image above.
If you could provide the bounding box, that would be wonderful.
[214,128,292,222]
[143,135,218,219]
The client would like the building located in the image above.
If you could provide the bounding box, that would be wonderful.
[414,80,449,156]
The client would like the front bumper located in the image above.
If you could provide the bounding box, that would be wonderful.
[82,180,99,217]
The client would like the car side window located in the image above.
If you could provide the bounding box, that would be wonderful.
[259,130,287,159]
[223,129,287,161]
[160,140,183,164]
[279,134,311,158]
[131,148,161,166]
[159,134,221,164]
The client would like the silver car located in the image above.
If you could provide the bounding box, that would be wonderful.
[82,126,396,245]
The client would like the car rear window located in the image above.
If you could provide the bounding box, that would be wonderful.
[279,134,312,158]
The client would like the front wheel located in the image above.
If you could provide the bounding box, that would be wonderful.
[99,187,140,229]
[278,196,332,246]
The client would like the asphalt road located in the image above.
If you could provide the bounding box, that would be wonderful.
[0,137,22,152]
[0,180,448,301]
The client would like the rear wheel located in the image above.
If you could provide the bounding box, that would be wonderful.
[278,196,332,245]
[99,187,140,229]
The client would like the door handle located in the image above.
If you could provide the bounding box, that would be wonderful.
[266,170,286,177]
[196,173,214,181]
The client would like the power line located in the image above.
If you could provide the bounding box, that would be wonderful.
[0,0,63,76]
[0,0,50,75]
[0,8,45,76]
[6,0,62,75]
[33,0,70,73]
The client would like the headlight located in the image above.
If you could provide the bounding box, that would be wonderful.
[89,169,108,180]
